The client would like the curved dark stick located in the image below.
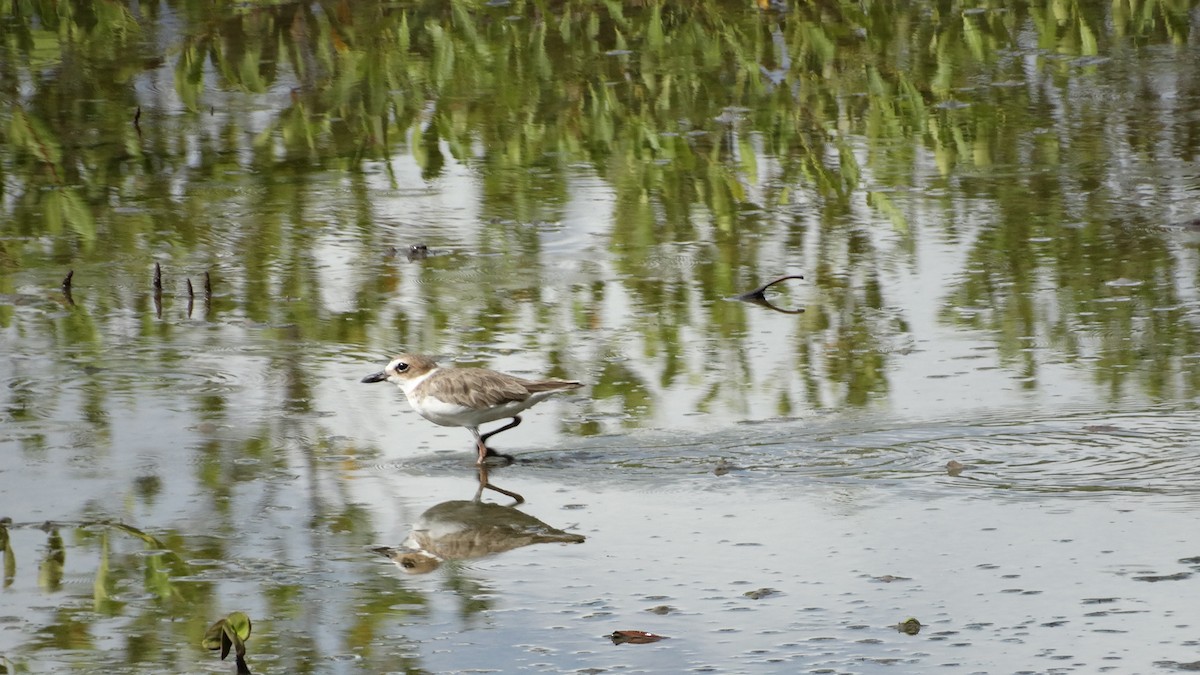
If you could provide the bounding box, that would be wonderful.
[734,274,806,314]
[61,270,75,307]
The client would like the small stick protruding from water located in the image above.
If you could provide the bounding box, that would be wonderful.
[186,278,194,299]
[733,274,806,314]
[62,270,75,306]
[152,263,163,318]
[203,270,212,320]
[133,106,142,137]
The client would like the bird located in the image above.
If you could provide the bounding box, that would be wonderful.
[361,354,584,464]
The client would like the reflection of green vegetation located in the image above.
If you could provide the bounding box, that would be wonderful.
[590,358,652,429]
[3,0,1196,411]
[942,216,1200,399]
[1,3,1199,668]
[4,515,429,672]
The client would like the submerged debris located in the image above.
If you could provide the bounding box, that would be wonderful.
[743,587,779,600]
[731,274,805,314]
[152,263,163,318]
[608,630,667,645]
[713,458,743,476]
[61,270,75,306]
[384,243,432,261]
[1132,572,1191,583]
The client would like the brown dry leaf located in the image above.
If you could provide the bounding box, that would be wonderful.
[609,630,667,645]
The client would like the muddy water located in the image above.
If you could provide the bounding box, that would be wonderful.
[8,408,1197,673]
[4,1,1200,673]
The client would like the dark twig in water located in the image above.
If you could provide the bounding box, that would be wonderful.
[133,106,142,137]
[152,263,163,318]
[732,274,806,314]
[62,270,75,306]
[203,271,212,319]
[186,278,194,299]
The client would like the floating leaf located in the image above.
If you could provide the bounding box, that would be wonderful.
[609,630,667,644]
[226,612,252,643]
[203,612,251,661]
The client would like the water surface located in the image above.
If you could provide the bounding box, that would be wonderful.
[3,1,1200,672]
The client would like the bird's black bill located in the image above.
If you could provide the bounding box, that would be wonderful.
[361,371,388,383]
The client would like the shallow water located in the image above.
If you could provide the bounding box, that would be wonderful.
[4,1,1200,673]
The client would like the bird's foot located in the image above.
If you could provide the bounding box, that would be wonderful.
[482,447,515,466]
[475,441,515,466]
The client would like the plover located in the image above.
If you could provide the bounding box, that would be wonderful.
[362,354,583,464]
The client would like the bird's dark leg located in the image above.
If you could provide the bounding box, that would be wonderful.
[478,416,520,465]
[480,416,522,443]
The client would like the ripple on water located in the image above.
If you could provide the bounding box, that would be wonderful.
[907,411,1200,498]
[462,405,1200,502]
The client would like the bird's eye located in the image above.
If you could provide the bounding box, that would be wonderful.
[394,362,409,373]
[401,560,415,569]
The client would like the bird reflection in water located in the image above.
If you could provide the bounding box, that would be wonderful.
[373,466,585,574]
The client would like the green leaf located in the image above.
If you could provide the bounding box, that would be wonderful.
[202,619,228,651]
[203,612,252,661]
[226,612,252,642]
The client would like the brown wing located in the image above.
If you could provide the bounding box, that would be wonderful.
[434,369,533,408]
[433,370,582,408]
